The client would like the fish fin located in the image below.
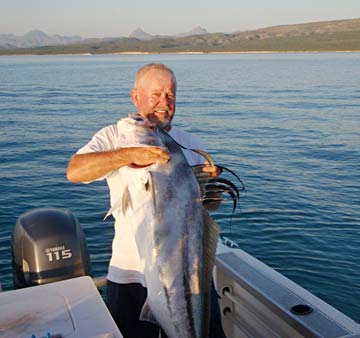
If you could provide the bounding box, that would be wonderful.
[103,185,133,220]
[203,210,221,280]
[203,210,221,338]
[191,149,215,166]
[216,165,246,192]
[203,182,238,213]
[139,299,159,325]
[159,128,215,166]
[147,172,157,214]
[122,185,133,215]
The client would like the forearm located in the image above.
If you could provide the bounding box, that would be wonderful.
[66,148,133,183]
[66,146,170,183]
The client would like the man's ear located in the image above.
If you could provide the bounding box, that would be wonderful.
[131,89,139,107]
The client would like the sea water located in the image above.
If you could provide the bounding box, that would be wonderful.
[0,53,359,322]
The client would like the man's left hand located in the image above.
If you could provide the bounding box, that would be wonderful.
[201,164,220,178]
[192,163,222,211]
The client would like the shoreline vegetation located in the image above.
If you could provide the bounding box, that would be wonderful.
[1,18,360,56]
[2,50,360,57]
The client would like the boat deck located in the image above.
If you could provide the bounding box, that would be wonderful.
[0,276,122,338]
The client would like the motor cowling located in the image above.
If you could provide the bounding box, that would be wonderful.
[12,207,92,288]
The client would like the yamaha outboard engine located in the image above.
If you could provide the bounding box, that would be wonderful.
[12,207,92,288]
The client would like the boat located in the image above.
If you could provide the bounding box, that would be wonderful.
[215,241,360,338]
[0,207,359,338]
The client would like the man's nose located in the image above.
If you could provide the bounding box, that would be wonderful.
[159,93,170,105]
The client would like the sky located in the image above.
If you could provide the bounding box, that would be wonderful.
[1,0,360,38]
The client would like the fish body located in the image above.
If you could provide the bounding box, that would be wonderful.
[119,115,219,338]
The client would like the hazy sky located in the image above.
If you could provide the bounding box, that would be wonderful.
[1,0,360,38]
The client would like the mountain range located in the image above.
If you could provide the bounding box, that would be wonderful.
[128,26,209,40]
[0,26,209,49]
[0,30,83,49]
[1,18,360,54]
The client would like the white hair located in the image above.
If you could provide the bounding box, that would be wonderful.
[134,63,177,89]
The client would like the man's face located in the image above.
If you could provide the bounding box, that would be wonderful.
[131,69,176,131]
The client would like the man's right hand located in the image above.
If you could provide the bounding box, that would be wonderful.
[129,147,170,168]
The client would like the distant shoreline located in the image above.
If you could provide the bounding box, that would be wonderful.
[2,18,360,57]
[2,50,360,57]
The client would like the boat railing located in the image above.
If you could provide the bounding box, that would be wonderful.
[214,243,360,338]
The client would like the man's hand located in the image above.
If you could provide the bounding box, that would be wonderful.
[129,147,170,168]
[201,163,220,178]
[192,163,222,211]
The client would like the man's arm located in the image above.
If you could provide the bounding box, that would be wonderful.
[66,146,170,183]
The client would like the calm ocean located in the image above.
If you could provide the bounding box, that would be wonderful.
[0,53,359,322]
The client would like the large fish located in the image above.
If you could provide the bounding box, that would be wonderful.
[116,115,221,338]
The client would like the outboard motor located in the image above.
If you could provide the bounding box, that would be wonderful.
[12,207,92,288]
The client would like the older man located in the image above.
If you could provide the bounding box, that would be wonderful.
[67,63,225,338]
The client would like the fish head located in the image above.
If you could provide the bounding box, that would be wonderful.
[126,113,164,147]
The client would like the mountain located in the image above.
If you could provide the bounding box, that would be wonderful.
[1,18,360,54]
[176,26,209,37]
[128,26,209,40]
[129,27,153,40]
[0,30,83,49]
[233,18,360,39]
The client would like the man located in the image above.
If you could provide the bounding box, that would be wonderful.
[67,63,225,338]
